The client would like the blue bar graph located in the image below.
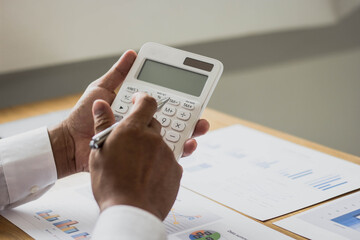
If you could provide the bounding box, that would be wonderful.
[322,181,348,191]
[331,209,360,232]
[288,170,312,178]
[36,210,52,214]
[313,177,341,187]
[54,219,72,226]
[291,171,313,179]
[281,169,313,180]
[309,175,339,186]
[72,232,90,239]
[279,170,348,191]
[308,175,348,191]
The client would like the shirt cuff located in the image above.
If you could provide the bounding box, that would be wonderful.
[0,127,57,204]
[92,205,166,240]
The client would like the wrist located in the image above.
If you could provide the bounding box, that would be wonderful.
[97,196,163,220]
[48,122,76,178]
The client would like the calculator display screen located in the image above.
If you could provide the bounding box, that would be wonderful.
[137,59,208,97]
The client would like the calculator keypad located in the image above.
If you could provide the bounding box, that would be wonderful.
[112,85,198,159]
[157,115,171,127]
[176,110,191,121]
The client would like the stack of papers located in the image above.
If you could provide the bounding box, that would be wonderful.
[180,125,360,220]
[1,173,292,240]
[2,114,360,239]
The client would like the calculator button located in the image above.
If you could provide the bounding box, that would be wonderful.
[168,98,180,106]
[115,103,129,114]
[157,115,171,127]
[114,114,123,122]
[126,86,138,93]
[166,142,175,151]
[166,131,180,143]
[153,113,158,119]
[155,91,167,100]
[171,120,186,132]
[121,94,132,103]
[182,102,195,110]
[140,90,153,97]
[177,110,191,121]
[162,105,176,116]
[161,128,166,136]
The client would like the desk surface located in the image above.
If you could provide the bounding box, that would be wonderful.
[1,94,360,240]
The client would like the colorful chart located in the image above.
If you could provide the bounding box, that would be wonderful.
[163,199,221,235]
[189,230,221,240]
[36,209,90,239]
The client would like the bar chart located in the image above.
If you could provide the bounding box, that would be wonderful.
[36,209,90,239]
[275,191,360,240]
[307,175,348,191]
[180,125,360,220]
[331,209,360,232]
[36,210,59,222]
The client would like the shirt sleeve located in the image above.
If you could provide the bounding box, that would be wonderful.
[92,205,167,240]
[0,127,57,210]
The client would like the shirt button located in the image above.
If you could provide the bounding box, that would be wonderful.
[30,185,39,194]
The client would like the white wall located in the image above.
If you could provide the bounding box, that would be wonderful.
[0,0,338,74]
[208,48,360,156]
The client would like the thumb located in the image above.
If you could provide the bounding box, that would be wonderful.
[92,100,115,134]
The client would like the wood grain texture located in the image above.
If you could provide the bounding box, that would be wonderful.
[0,94,359,239]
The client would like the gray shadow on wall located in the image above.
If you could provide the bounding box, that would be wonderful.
[0,8,359,109]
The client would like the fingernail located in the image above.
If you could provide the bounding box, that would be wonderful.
[94,101,105,116]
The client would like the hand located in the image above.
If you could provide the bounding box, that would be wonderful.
[48,50,210,178]
[90,93,182,220]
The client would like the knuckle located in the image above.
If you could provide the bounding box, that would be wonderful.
[123,121,142,136]
[95,117,112,131]
[140,95,157,108]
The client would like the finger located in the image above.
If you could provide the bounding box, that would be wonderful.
[191,119,210,138]
[98,50,137,92]
[182,139,198,157]
[92,100,115,134]
[149,118,161,133]
[126,93,157,126]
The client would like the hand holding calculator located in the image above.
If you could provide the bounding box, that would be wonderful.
[110,42,223,160]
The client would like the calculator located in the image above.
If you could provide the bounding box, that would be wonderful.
[111,42,223,160]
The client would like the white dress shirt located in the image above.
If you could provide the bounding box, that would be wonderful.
[0,127,166,239]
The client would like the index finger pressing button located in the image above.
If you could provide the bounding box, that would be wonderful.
[127,93,158,126]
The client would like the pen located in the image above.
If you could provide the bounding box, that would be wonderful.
[89,97,170,149]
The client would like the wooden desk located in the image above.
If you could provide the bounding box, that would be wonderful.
[1,94,360,239]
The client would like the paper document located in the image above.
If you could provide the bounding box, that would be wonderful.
[275,191,360,240]
[179,125,360,220]
[166,187,293,240]
[1,173,293,240]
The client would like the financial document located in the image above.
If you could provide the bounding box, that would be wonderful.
[275,191,360,240]
[179,125,360,220]
[1,173,293,240]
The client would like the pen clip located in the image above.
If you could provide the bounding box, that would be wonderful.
[157,97,170,111]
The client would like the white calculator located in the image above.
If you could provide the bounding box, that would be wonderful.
[111,42,223,160]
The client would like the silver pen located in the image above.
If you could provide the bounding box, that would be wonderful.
[90,97,170,149]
